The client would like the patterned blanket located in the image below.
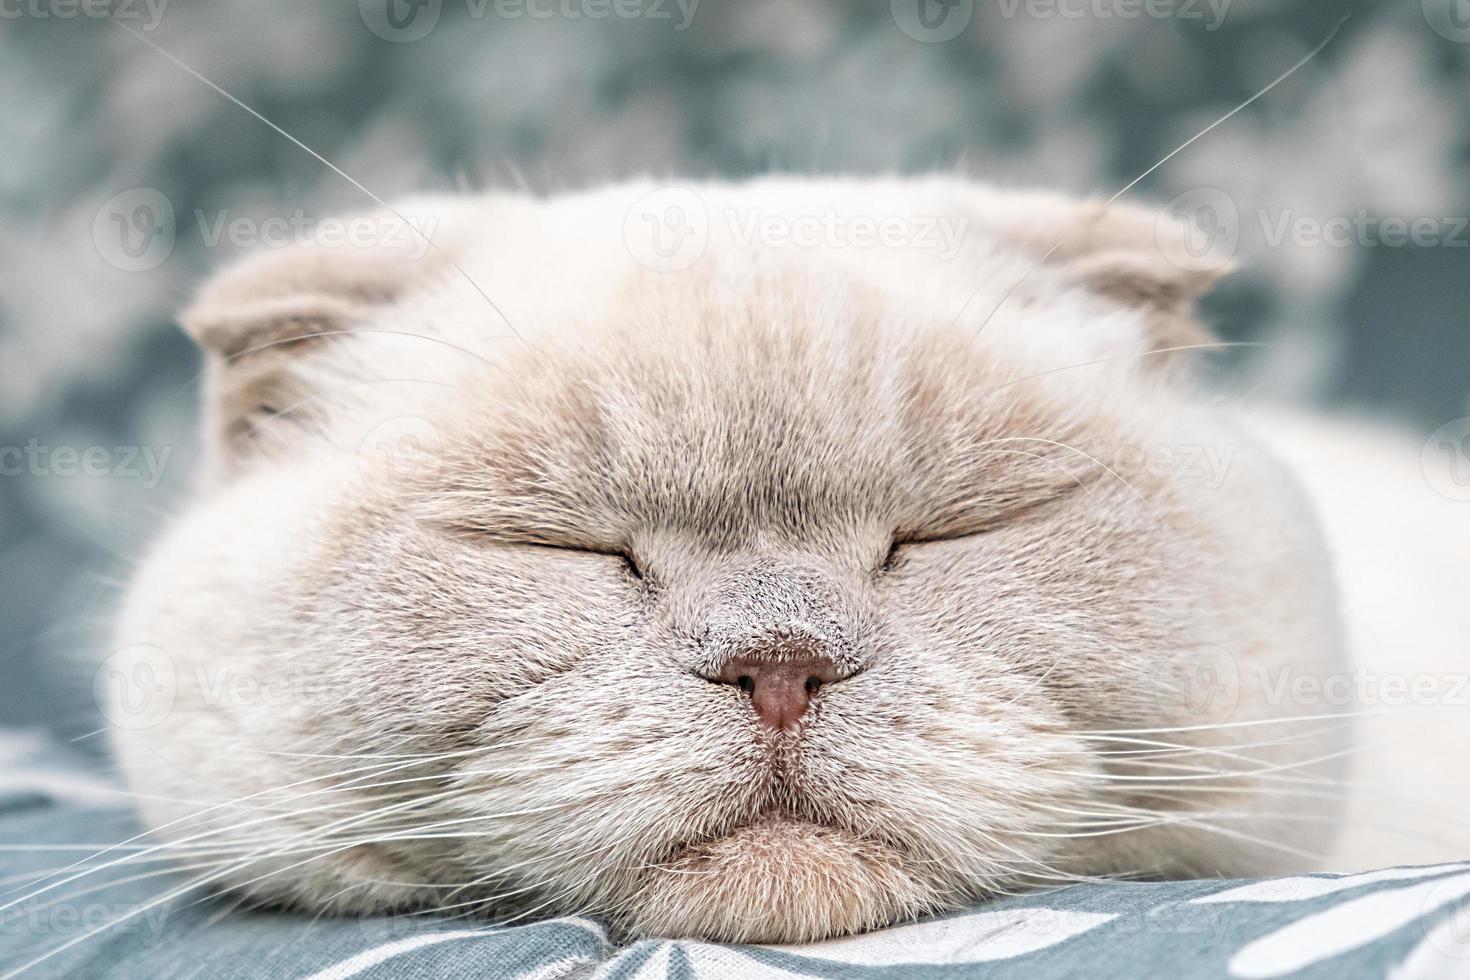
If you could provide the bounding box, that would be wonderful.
[1,731,1465,979]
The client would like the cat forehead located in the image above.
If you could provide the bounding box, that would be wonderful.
[406,276,1110,548]
[183,178,1208,516]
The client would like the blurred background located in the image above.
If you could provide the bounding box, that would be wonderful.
[0,0,1466,735]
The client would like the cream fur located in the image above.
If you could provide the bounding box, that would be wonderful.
[109,177,1397,944]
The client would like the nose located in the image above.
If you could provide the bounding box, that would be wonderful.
[714,652,844,732]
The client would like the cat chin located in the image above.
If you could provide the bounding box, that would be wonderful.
[620,816,942,944]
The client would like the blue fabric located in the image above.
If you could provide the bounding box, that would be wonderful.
[2,731,1467,979]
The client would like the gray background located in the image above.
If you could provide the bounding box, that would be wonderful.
[1,0,1466,734]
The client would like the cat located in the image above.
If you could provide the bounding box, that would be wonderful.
[106,177,1467,944]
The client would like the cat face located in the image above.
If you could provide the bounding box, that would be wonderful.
[110,179,1346,942]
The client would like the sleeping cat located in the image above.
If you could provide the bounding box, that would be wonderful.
[106,177,1468,944]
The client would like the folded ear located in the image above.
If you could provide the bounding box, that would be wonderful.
[1062,241,1225,352]
[180,218,447,480]
[964,187,1230,353]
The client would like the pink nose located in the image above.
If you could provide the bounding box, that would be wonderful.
[715,653,843,731]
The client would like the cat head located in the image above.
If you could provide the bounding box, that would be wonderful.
[111,178,1341,942]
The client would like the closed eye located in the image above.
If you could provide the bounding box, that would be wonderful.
[883,474,1094,568]
[876,528,1004,576]
[516,541,643,580]
[878,533,981,574]
[434,524,645,580]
